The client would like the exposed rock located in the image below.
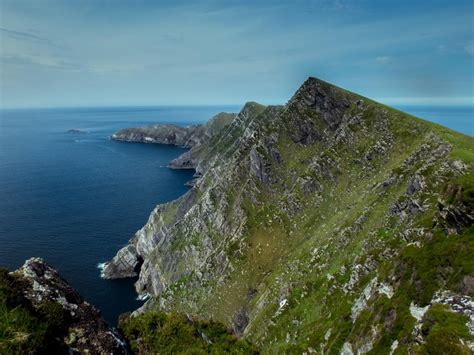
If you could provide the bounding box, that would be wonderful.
[101,244,142,279]
[410,290,474,348]
[381,174,397,189]
[406,175,424,195]
[249,146,268,183]
[351,277,377,321]
[184,178,200,187]
[340,342,354,355]
[378,283,394,299]
[461,275,474,294]
[67,128,88,134]
[389,198,423,218]
[168,150,199,169]
[232,307,249,336]
[288,77,351,136]
[12,257,127,354]
[409,302,429,321]
[435,185,474,234]
[389,340,399,355]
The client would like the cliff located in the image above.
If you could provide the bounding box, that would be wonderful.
[104,77,474,353]
[111,112,236,150]
[0,258,126,354]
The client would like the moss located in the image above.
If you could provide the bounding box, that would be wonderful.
[398,229,473,305]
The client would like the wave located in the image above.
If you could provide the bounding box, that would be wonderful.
[97,262,107,278]
[136,292,150,301]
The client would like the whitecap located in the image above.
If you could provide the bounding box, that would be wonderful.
[137,292,150,301]
[97,262,107,278]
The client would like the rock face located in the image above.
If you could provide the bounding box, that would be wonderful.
[12,258,127,354]
[101,244,142,279]
[104,77,474,353]
[102,102,266,284]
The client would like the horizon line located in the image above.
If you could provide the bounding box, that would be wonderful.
[1,98,473,111]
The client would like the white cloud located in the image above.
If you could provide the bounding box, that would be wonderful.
[0,52,81,71]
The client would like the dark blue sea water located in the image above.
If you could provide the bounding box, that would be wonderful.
[0,105,238,323]
[0,104,471,324]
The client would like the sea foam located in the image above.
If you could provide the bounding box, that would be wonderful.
[97,262,107,278]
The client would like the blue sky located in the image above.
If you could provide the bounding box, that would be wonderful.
[0,0,473,108]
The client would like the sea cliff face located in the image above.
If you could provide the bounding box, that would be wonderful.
[104,77,474,353]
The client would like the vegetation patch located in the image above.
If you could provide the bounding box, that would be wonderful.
[119,311,258,354]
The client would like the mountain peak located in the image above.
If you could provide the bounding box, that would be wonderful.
[289,76,355,112]
[239,101,266,118]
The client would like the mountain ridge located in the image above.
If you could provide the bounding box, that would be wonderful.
[103,77,473,353]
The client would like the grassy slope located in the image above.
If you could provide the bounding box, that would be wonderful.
[119,311,257,354]
[248,97,473,354]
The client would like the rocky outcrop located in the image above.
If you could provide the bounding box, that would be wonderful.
[12,257,127,354]
[67,128,88,134]
[167,149,200,170]
[100,244,142,279]
[435,183,474,234]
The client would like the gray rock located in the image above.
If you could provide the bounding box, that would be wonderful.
[287,77,351,145]
[389,198,423,218]
[232,307,249,336]
[407,175,424,195]
[13,257,127,354]
[101,244,142,279]
[67,128,88,134]
[461,275,474,294]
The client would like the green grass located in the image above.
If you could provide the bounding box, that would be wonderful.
[416,304,473,354]
[119,311,258,354]
[0,268,67,354]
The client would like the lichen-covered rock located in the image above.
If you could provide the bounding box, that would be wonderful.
[12,257,127,354]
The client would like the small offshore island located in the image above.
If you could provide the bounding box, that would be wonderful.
[2,77,473,354]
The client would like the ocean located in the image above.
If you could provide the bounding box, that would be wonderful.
[396,105,473,136]
[0,104,471,324]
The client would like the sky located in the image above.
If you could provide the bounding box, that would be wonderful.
[0,0,473,108]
